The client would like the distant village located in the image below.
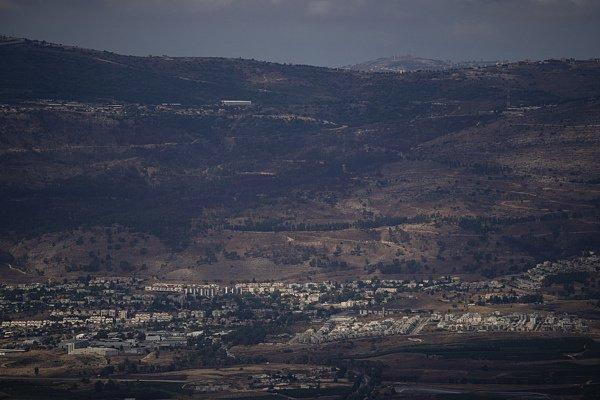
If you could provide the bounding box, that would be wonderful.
[1,254,596,361]
[0,98,256,118]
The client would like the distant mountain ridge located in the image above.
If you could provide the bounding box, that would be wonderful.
[347,55,497,73]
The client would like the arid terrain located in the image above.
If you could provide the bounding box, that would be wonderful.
[0,37,599,399]
[1,38,600,284]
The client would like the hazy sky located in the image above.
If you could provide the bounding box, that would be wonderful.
[1,0,599,66]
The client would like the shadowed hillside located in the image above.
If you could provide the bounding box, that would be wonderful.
[1,38,600,282]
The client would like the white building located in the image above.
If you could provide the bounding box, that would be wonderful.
[220,100,252,106]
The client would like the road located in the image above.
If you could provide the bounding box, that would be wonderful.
[0,376,188,384]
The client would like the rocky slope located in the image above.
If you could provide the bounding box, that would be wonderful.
[1,39,599,282]
[346,55,495,73]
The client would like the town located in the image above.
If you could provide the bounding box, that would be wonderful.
[2,254,596,362]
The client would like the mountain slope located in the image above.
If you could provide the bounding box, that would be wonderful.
[1,39,600,282]
[347,55,496,73]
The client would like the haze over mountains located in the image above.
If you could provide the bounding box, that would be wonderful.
[1,37,599,284]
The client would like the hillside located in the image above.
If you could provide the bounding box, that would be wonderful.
[346,55,496,73]
[1,38,600,283]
